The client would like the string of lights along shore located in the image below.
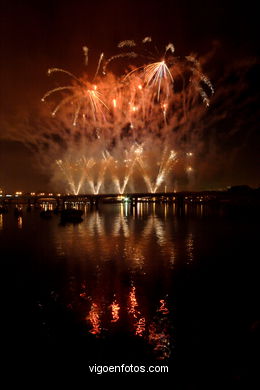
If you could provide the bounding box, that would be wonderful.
[40,37,214,195]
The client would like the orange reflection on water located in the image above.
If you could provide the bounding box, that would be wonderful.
[87,302,101,335]
[148,324,170,359]
[128,286,140,319]
[148,299,170,359]
[135,317,146,336]
[186,232,194,264]
[111,299,120,323]
[128,286,146,337]
[159,299,169,315]
[79,281,87,298]
[18,216,23,229]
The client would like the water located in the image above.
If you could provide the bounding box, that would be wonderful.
[1,202,259,385]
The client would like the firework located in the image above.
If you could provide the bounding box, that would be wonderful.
[42,67,108,126]
[17,37,214,194]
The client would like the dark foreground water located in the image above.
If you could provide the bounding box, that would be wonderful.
[1,202,259,386]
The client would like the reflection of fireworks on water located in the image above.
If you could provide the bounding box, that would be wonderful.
[40,37,213,194]
[111,297,120,323]
[87,302,101,335]
[149,298,171,360]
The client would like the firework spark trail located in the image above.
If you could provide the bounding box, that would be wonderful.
[82,152,112,194]
[102,52,138,75]
[110,144,143,194]
[136,148,178,193]
[56,159,84,195]
[154,149,177,192]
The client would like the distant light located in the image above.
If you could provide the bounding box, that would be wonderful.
[6,194,12,197]
[30,192,35,196]
[123,197,130,202]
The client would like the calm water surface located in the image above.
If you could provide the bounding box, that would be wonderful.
[1,203,259,385]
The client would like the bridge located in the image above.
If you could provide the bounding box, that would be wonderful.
[1,189,257,208]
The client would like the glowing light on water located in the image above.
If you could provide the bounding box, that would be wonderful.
[128,286,140,319]
[111,298,120,323]
[128,285,146,337]
[87,302,101,335]
[149,298,171,359]
[135,317,146,337]
[159,299,169,315]
[17,216,23,229]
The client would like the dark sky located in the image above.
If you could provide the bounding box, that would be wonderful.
[0,0,259,191]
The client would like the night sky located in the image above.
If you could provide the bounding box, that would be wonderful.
[0,0,259,192]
